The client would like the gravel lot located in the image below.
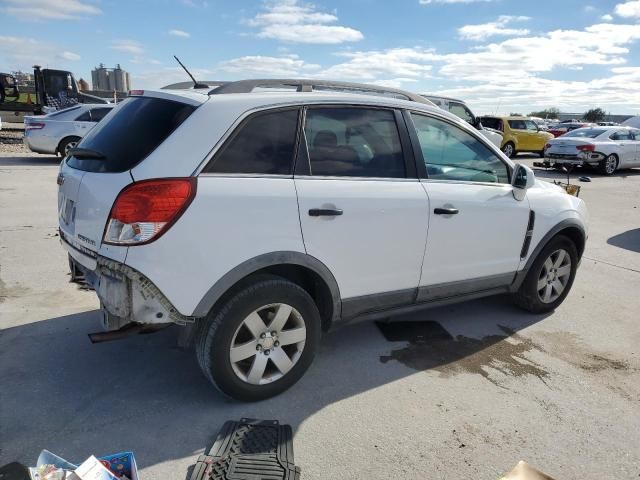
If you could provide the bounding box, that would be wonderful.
[1,133,639,479]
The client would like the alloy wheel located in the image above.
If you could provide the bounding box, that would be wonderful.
[503,143,514,157]
[604,155,617,175]
[537,248,572,303]
[64,140,78,155]
[229,303,306,385]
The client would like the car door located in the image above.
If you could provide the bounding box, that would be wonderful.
[630,129,640,166]
[294,106,429,318]
[508,119,531,150]
[524,119,545,151]
[406,112,531,301]
[611,130,636,167]
[73,108,93,136]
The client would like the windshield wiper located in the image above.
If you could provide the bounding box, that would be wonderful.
[68,147,105,160]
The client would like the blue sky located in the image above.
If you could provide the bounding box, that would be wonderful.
[2,0,640,114]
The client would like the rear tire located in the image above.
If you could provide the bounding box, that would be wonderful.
[196,276,322,401]
[58,136,81,157]
[513,235,578,314]
[598,154,618,175]
[502,142,516,158]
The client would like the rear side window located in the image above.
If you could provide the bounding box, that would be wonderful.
[304,107,405,178]
[90,108,112,122]
[67,97,195,173]
[508,119,527,130]
[75,110,91,121]
[203,109,299,175]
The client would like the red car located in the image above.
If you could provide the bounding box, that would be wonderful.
[548,122,591,137]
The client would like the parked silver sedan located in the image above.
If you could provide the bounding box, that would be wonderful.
[24,103,115,156]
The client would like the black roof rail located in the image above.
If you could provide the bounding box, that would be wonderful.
[208,79,434,106]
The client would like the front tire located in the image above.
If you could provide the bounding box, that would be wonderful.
[502,142,516,158]
[599,154,618,175]
[513,235,578,314]
[196,276,322,401]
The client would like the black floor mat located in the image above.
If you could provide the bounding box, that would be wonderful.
[189,419,300,480]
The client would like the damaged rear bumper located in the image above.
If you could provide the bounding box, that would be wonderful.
[61,231,195,327]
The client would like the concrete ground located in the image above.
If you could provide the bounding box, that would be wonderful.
[1,150,639,479]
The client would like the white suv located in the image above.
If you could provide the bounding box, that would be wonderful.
[58,80,588,401]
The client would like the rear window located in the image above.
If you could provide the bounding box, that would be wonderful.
[66,97,195,173]
[564,128,607,138]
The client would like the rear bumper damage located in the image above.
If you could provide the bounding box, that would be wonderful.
[62,232,195,328]
[543,151,605,167]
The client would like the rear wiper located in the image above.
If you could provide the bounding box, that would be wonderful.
[68,147,105,159]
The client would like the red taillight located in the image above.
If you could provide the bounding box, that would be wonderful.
[129,90,144,96]
[576,144,595,152]
[544,143,552,151]
[25,122,45,130]
[103,178,196,245]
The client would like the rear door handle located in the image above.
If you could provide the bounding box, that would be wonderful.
[434,207,459,215]
[309,208,343,217]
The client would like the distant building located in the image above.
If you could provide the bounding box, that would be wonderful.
[91,63,130,92]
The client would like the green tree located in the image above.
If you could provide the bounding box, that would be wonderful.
[583,108,606,123]
[528,108,560,119]
[509,112,523,116]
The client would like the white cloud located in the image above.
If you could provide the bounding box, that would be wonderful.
[0,35,81,69]
[458,15,530,41]
[321,48,436,81]
[60,51,81,61]
[111,39,145,55]
[1,0,101,20]
[168,29,191,38]
[420,0,495,4]
[602,13,614,21]
[248,0,363,44]
[615,0,640,17]
[218,54,320,76]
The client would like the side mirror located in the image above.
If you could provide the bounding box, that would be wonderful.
[473,117,482,129]
[511,164,535,201]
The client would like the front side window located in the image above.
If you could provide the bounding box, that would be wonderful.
[304,107,405,178]
[411,113,509,184]
[204,109,299,175]
[524,120,539,131]
[449,102,474,124]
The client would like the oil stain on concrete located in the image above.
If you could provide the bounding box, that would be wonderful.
[378,321,634,388]
[378,321,549,387]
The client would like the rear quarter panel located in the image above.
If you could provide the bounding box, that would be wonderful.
[123,176,306,316]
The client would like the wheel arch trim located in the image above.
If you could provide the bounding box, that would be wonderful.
[511,218,586,291]
[192,251,342,323]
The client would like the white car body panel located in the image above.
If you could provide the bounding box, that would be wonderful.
[521,180,589,266]
[295,178,429,299]
[56,89,588,324]
[124,177,305,315]
[419,181,530,286]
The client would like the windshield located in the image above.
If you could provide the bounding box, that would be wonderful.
[564,128,607,138]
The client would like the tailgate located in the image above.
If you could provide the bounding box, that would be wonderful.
[58,162,131,265]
